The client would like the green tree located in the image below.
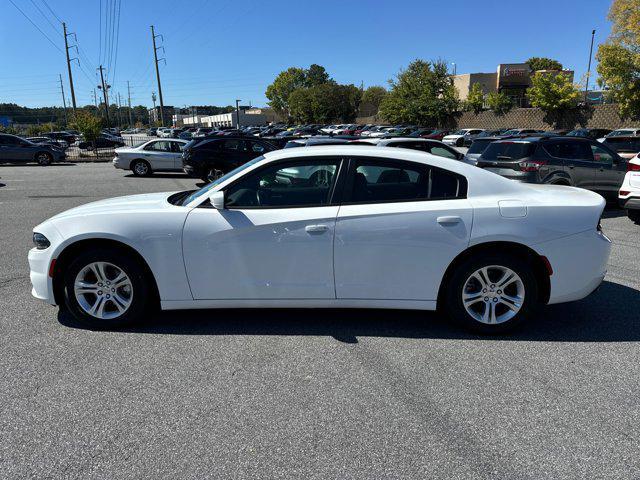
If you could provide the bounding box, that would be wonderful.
[596,0,640,118]
[485,91,514,115]
[305,64,331,87]
[526,57,564,72]
[378,59,460,126]
[265,65,333,119]
[360,86,387,116]
[70,111,102,144]
[526,72,581,113]
[464,83,485,114]
[289,83,361,123]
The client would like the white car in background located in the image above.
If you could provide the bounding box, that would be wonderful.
[443,129,485,147]
[352,137,464,161]
[30,146,610,334]
[619,153,640,223]
[598,128,640,142]
[112,138,188,176]
[157,128,172,138]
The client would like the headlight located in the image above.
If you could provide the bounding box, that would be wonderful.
[33,232,50,250]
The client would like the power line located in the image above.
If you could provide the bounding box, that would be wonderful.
[29,0,60,34]
[110,0,122,85]
[40,0,63,23]
[98,0,102,64]
[7,0,64,55]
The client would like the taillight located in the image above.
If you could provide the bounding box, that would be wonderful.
[519,160,547,172]
[620,190,631,196]
[628,162,640,171]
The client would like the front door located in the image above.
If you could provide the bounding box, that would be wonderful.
[182,157,344,300]
[334,157,472,301]
[544,140,597,189]
[590,142,627,193]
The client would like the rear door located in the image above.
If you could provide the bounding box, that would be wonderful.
[334,157,472,301]
[169,140,185,169]
[143,140,175,170]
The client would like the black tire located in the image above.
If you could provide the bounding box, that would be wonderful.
[131,159,152,176]
[205,167,224,183]
[443,253,539,334]
[63,248,151,329]
[35,151,52,166]
[628,209,640,224]
[456,138,464,147]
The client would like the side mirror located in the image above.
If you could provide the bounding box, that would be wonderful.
[209,190,225,209]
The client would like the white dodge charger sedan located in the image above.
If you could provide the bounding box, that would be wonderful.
[29,146,611,333]
[113,138,188,176]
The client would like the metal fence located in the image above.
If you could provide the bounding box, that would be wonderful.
[65,134,152,161]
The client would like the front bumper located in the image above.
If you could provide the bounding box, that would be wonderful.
[28,247,57,305]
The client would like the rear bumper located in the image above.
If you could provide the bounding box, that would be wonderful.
[534,229,611,304]
[620,197,640,210]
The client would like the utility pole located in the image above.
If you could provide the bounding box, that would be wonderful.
[127,80,133,126]
[235,99,241,129]
[92,88,98,111]
[59,74,68,126]
[63,22,77,112]
[151,26,166,126]
[585,29,596,102]
[98,65,111,127]
[117,92,123,127]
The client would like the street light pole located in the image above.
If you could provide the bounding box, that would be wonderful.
[235,99,241,129]
[585,29,596,102]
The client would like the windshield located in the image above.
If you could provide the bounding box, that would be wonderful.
[566,129,587,137]
[182,156,265,206]
[452,130,467,135]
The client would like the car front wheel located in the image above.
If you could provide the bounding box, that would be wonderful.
[35,152,52,166]
[63,248,151,329]
[444,253,539,333]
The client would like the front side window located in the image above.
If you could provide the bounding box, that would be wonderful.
[170,141,185,152]
[225,158,341,208]
[591,144,615,164]
[250,142,266,153]
[348,158,465,204]
[223,139,247,151]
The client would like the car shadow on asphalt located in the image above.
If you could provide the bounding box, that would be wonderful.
[123,173,190,179]
[58,280,640,343]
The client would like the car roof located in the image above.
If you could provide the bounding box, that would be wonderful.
[260,145,518,197]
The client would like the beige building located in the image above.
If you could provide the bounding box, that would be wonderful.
[453,72,497,101]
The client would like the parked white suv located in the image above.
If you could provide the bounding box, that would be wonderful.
[619,153,640,223]
[443,129,485,147]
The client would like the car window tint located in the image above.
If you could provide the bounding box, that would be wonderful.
[250,142,266,153]
[170,141,184,152]
[544,141,593,160]
[225,158,340,208]
[429,146,458,159]
[223,139,247,151]
[590,144,615,164]
[145,141,172,152]
[350,159,465,203]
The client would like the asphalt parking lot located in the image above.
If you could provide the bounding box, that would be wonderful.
[1,162,639,479]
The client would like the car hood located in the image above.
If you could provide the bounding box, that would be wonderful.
[46,191,177,221]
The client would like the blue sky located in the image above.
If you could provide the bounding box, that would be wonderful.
[1,0,613,109]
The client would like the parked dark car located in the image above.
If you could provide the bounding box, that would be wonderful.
[0,133,66,165]
[147,127,158,136]
[26,136,66,148]
[182,136,278,182]
[422,129,452,141]
[477,136,626,196]
[78,134,126,150]
[566,128,611,139]
[42,131,75,145]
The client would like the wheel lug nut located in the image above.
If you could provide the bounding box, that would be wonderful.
[484,297,489,301]
[497,290,502,294]
[483,289,487,293]
[493,298,498,302]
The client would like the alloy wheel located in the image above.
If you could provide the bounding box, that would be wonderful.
[73,262,133,319]
[134,162,149,175]
[37,153,51,165]
[462,265,525,324]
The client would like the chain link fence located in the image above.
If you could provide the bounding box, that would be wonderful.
[65,134,153,161]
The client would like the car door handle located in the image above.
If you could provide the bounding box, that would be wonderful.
[437,216,462,225]
[568,164,575,169]
[305,224,329,233]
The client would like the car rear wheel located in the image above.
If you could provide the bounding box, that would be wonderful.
[444,254,539,333]
[35,152,52,166]
[456,138,464,147]
[628,209,640,223]
[131,159,152,176]
[63,248,150,329]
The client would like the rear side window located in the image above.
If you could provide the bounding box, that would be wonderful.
[348,158,466,204]
[481,142,535,161]
[544,141,593,160]
[198,140,222,151]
